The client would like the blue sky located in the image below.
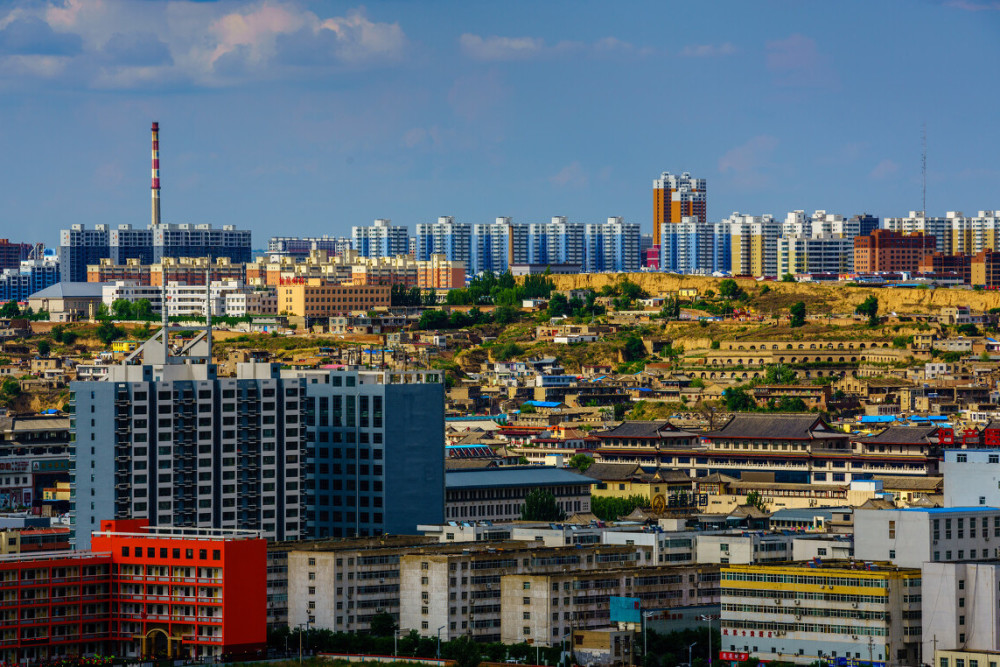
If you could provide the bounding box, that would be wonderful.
[0,0,998,246]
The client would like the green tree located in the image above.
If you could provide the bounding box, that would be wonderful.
[764,364,797,385]
[724,387,757,412]
[568,454,595,472]
[418,309,450,330]
[0,379,20,406]
[957,323,980,336]
[622,335,647,362]
[745,490,767,511]
[590,494,649,521]
[37,340,51,357]
[519,402,537,414]
[368,611,396,637]
[111,299,133,320]
[781,273,796,283]
[0,301,19,318]
[857,295,880,326]
[981,351,992,362]
[521,489,566,521]
[718,279,744,300]
[96,321,125,345]
[789,301,806,327]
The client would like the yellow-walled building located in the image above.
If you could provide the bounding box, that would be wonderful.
[721,561,922,666]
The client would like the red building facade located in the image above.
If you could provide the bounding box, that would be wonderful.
[0,520,265,663]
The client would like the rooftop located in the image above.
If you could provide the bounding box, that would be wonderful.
[705,414,845,440]
[446,466,592,490]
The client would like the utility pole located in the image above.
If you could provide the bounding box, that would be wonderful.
[868,635,874,667]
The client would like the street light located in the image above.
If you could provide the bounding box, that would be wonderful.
[697,614,715,667]
[688,642,697,667]
[297,621,311,665]
[437,626,446,659]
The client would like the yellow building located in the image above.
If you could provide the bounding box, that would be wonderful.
[111,340,140,353]
[42,481,71,502]
[277,279,390,317]
[585,462,693,510]
[936,648,1000,667]
[721,561,922,666]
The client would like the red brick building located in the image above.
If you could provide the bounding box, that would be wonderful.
[918,252,974,284]
[0,519,265,663]
[853,230,936,273]
[0,239,33,272]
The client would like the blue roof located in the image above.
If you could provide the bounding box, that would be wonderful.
[859,415,898,423]
[446,467,592,489]
[524,400,562,408]
[927,416,948,421]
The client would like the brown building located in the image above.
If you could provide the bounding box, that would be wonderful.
[971,249,1000,288]
[853,230,936,272]
[918,252,974,284]
[0,239,33,272]
[87,256,245,286]
[277,278,390,317]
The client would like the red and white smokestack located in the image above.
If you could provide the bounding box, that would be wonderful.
[151,121,161,227]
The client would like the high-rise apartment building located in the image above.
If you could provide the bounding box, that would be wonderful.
[415,217,472,267]
[659,219,731,275]
[0,259,60,303]
[268,236,352,258]
[291,368,445,539]
[776,236,856,276]
[854,230,936,273]
[583,217,641,272]
[653,171,706,247]
[728,213,781,277]
[59,223,252,283]
[509,217,586,267]
[0,239,34,272]
[351,219,410,259]
[883,211,1000,256]
[70,360,306,549]
[471,218,512,276]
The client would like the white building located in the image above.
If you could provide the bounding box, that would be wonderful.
[922,561,1000,661]
[471,218,512,276]
[101,281,164,312]
[583,217,641,273]
[776,235,855,276]
[165,280,248,318]
[695,533,794,564]
[855,507,1000,568]
[224,289,277,317]
[351,218,410,259]
[942,449,1000,508]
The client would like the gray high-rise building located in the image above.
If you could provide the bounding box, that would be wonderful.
[58,223,252,282]
[291,368,445,539]
[71,355,444,548]
[70,359,305,549]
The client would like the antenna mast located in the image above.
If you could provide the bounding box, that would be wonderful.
[922,122,927,214]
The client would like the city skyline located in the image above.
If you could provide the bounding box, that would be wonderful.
[0,1,997,243]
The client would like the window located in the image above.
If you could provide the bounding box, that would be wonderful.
[121,547,129,557]
[888,520,896,539]
[523,582,531,590]
[889,550,896,559]
[957,454,968,463]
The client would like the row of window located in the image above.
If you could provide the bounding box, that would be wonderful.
[120,546,221,561]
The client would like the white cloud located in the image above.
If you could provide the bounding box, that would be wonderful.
[765,33,838,89]
[680,42,736,58]
[869,159,899,180]
[550,161,588,188]
[718,135,779,188]
[0,1,408,89]
[459,33,652,61]
[459,34,543,61]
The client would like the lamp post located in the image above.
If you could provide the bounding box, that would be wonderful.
[697,614,714,667]
[297,622,311,664]
[688,642,697,667]
[437,626,446,659]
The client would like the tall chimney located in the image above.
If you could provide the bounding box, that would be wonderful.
[151,121,161,227]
